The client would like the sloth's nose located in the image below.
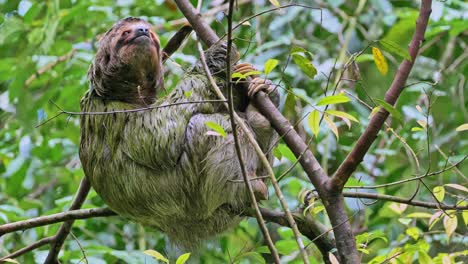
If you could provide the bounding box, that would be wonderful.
[135,27,150,36]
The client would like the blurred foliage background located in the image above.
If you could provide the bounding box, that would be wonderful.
[0,0,467,263]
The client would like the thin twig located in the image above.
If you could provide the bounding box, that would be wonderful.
[196,41,280,263]
[36,99,226,128]
[44,178,91,263]
[0,237,54,262]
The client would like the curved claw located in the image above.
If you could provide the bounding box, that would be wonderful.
[248,77,273,97]
[234,63,256,75]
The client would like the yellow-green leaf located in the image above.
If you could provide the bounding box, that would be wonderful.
[433,186,445,202]
[324,114,339,139]
[456,123,468,132]
[176,253,191,264]
[144,250,169,264]
[370,106,381,118]
[372,47,388,75]
[308,110,320,137]
[316,93,350,106]
[407,212,433,218]
[418,250,433,264]
[325,110,359,128]
[411,127,424,132]
[406,227,420,240]
[443,215,457,240]
[460,201,468,225]
[184,90,192,98]
[264,59,279,75]
[231,72,246,80]
[205,121,227,138]
[269,0,280,7]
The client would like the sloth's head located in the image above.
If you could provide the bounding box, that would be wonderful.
[89,17,163,105]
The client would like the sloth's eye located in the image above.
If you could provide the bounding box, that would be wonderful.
[122,30,131,37]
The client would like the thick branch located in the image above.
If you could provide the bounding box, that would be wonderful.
[1,207,337,262]
[332,0,433,189]
[173,0,328,205]
[0,208,115,236]
[256,208,335,262]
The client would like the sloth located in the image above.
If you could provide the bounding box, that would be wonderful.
[79,17,278,248]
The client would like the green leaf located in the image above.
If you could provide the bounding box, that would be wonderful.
[308,110,320,137]
[144,250,169,264]
[255,246,270,254]
[176,253,191,264]
[291,45,313,60]
[433,186,445,202]
[292,54,317,79]
[374,99,403,122]
[418,251,433,264]
[316,94,351,106]
[411,127,424,132]
[276,144,297,162]
[205,121,227,138]
[264,59,279,75]
[238,252,266,264]
[275,240,298,255]
[378,39,411,61]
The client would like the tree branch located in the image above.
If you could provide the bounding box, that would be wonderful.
[44,178,91,264]
[0,237,54,262]
[1,207,336,262]
[342,192,468,210]
[331,0,433,190]
[0,208,115,236]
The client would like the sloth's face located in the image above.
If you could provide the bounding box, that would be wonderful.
[91,18,164,104]
[110,19,161,67]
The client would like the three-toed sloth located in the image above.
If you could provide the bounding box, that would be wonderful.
[80,17,278,248]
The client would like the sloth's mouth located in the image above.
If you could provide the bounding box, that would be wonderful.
[130,33,150,43]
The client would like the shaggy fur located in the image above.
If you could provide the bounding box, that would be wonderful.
[80,17,278,248]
